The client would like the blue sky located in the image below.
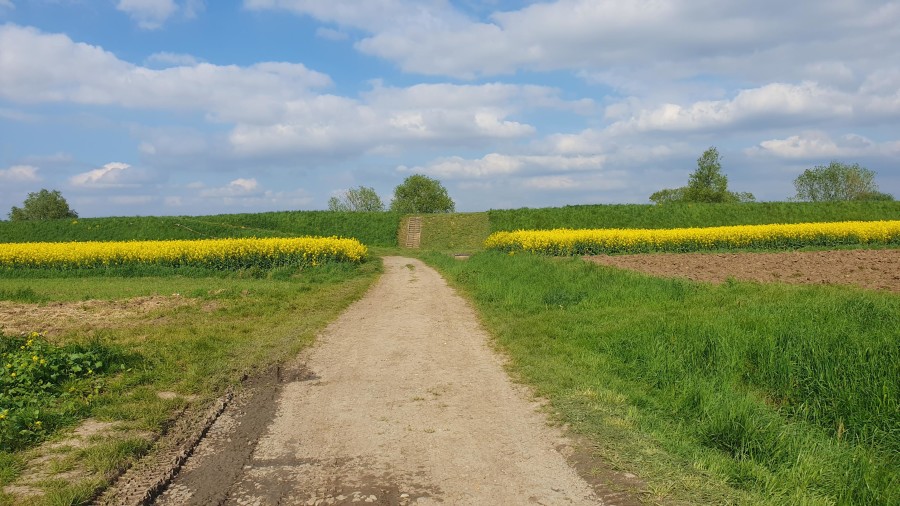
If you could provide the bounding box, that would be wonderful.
[1,0,899,217]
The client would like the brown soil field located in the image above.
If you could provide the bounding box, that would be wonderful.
[584,248,900,292]
[0,295,209,337]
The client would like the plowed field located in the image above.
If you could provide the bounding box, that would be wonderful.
[584,249,900,292]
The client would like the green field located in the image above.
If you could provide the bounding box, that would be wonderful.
[489,201,900,231]
[0,211,401,246]
[423,251,899,504]
[2,201,899,504]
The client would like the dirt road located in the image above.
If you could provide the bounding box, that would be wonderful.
[151,257,606,505]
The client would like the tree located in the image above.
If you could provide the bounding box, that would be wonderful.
[649,147,755,204]
[793,162,893,201]
[389,174,455,214]
[327,186,385,212]
[8,189,78,221]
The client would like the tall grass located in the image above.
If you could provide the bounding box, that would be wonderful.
[424,251,900,504]
[489,201,900,232]
[0,211,401,246]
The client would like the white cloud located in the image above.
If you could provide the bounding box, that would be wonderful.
[0,25,332,118]
[199,178,261,198]
[145,51,202,67]
[748,131,900,159]
[402,153,606,180]
[246,1,900,82]
[115,0,203,29]
[0,165,41,182]
[70,162,147,188]
[606,82,854,134]
[0,0,13,10]
[117,0,178,29]
[315,27,349,41]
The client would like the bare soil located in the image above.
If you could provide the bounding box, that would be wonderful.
[125,257,640,505]
[0,295,201,337]
[584,249,900,292]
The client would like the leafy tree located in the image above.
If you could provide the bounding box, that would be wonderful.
[648,187,686,205]
[389,174,455,214]
[649,147,755,204]
[327,186,385,212]
[793,161,893,201]
[8,189,78,221]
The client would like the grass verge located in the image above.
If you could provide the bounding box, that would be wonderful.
[0,260,381,505]
[421,251,899,504]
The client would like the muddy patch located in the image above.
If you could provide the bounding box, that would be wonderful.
[585,248,900,292]
[0,295,202,337]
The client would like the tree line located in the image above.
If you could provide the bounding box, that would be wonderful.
[6,153,894,220]
[650,146,893,205]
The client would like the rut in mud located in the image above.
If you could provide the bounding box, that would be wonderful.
[130,257,634,505]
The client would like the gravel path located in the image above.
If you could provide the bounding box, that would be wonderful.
[152,257,603,505]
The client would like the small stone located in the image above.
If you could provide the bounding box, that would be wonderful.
[365,495,377,503]
[400,493,409,498]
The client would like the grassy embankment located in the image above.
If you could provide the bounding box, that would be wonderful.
[488,201,900,232]
[412,201,900,504]
[0,211,401,247]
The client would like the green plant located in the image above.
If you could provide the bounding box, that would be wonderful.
[0,333,126,452]
[8,189,78,221]
[328,186,385,212]
[390,174,455,214]
[650,147,755,204]
[794,161,893,202]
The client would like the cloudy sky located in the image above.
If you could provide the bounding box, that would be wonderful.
[1,1,898,217]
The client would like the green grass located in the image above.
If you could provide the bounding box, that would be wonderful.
[421,251,900,504]
[418,213,491,252]
[0,211,401,246]
[489,201,900,231]
[0,260,381,504]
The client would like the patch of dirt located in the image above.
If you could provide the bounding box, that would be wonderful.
[585,248,900,292]
[0,295,201,337]
[3,419,153,500]
[130,257,637,505]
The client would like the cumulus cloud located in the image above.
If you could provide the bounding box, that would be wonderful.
[1,25,591,160]
[247,0,900,84]
[117,0,179,29]
[0,25,332,119]
[145,51,202,67]
[70,162,155,188]
[0,165,41,183]
[748,131,900,159]
[606,82,856,134]
[315,27,349,41]
[191,178,313,209]
[116,0,204,29]
[402,153,606,181]
[199,178,261,198]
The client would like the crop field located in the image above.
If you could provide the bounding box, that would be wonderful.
[2,201,899,504]
[0,236,367,270]
[485,220,900,255]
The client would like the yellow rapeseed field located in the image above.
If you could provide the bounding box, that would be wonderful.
[484,220,900,255]
[0,236,367,269]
